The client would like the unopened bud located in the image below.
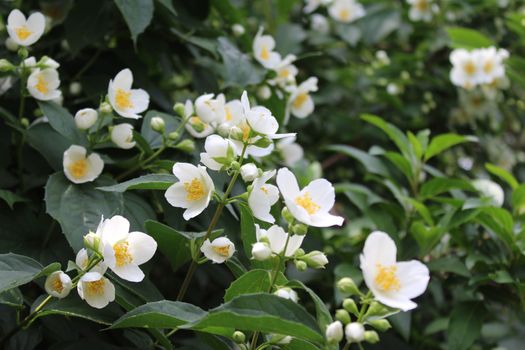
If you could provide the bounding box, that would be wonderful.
[168,131,179,140]
[0,59,14,72]
[232,23,245,37]
[291,223,308,236]
[281,207,294,223]
[325,321,344,344]
[5,38,18,51]
[173,102,186,117]
[69,82,82,95]
[342,298,359,316]
[150,116,165,133]
[364,330,379,344]
[257,85,271,100]
[230,161,240,171]
[364,302,392,318]
[75,108,98,130]
[17,47,28,59]
[217,123,231,138]
[294,260,307,271]
[232,331,246,344]
[301,250,328,268]
[44,271,72,299]
[253,136,272,148]
[337,277,360,295]
[83,232,102,253]
[229,126,244,141]
[368,319,391,332]
[99,101,112,114]
[240,163,258,182]
[251,242,272,261]
[175,139,195,153]
[345,322,365,342]
[20,118,30,128]
[335,309,351,325]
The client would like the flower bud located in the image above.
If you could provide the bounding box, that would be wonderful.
[301,250,328,269]
[20,118,29,128]
[274,288,298,303]
[325,321,344,344]
[232,331,246,344]
[75,108,98,130]
[342,298,359,316]
[111,123,136,149]
[229,126,244,141]
[335,309,351,325]
[368,319,391,332]
[269,334,292,345]
[253,136,272,148]
[294,248,305,257]
[173,102,186,117]
[240,163,258,182]
[5,37,18,51]
[364,330,379,344]
[17,47,28,59]
[99,101,112,114]
[69,82,82,95]
[257,85,271,100]
[232,23,245,36]
[230,160,240,171]
[45,271,72,299]
[150,116,165,133]
[251,242,272,261]
[345,322,365,342]
[0,59,14,72]
[281,207,294,223]
[168,131,179,140]
[337,277,360,295]
[294,260,307,271]
[291,223,308,236]
[217,123,231,138]
[83,231,102,253]
[175,139,195,153]
[364,301,392,318]
[39,56,60,69]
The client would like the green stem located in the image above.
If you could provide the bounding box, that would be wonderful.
[16,60,27,192]
[342,343,351,350]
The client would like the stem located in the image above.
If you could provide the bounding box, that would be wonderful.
[16,59,27,191]
[342,343,351,350]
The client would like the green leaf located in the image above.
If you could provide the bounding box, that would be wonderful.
[427,257,470,277]
[45,173,124,252]
[361,114,410,158]
[485,163,519,190]
[38,102,86,145]
[111,300,207,329]
[144,220,192,272]
[326,145,390,178]
[217,37,265,88]
[383,152,413,181]
[424,134,476,161]
[511,184,525,214]
[448,302,486,350]
[114,0,154,43]
[97,174,177,192]
[0,253,60,293]
[239,203,256,259]
[446,27,493,49]
[335,183,384,212]
[26,123,71,170]
[476,207,514,247]
[407,199,434,226]
[191,293,323,342]
[0,189,27,209]
[0,288,23,308]
[282,339,322,350]
[357,4,401,45]
[420,178,476,199]
[224,270,272,302]
[410,221,445,255]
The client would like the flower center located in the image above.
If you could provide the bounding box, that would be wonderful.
[463,61,477,76]
[86,278,106,295]
[260,186,269,194]
[375,263,401,292]
[113,241,132,267]
[212,245,231,257]
[68,159,88,179]
[52,277,64,293]
[184,178,205,201]
[415,0,429,11]
[279,69,290,78]
[35,75,49,94]
[260,45,270,61]
[293,93,309,109]
[295,192,320,215]
[15,26,32,40]
[240,122,251,141]
[225,107,233,121]
[115,88,133,110]
[483,60,495,74]
[339,8,351,21]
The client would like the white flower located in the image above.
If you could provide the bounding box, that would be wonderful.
[360,231,430,311]
[253,27,282,69]
[98,215,157,282]
[277,136,304,167]
[200,135,236,171]
[63,145,104,184]
[304,0,322,13]
[76,248,107,274]
[249,170,280,223]
[164,163,215,220]
[251,242,272,261]
[257,85,272,100]
[111,123,136,149]
[255,224,304,257]
[69,82,82,95]
[241,91,279,136]
[108,68,149,119]
[288,77,318,119]
[310,14,330,34]
[45,271,72,299]
[195,93,226,124]
[276,167,344,227]
[477,47,509,85]
[6,9,45,46]
[386,83,400,96]
[450,49,483,89]
[472,179,504,207]
[302,250,329,268]
[77,272,115,309]
[270,55,298,88]
[274,287,299,302]
[240,163,259,182]
[185,100,215,138]
[232,23,245,36]
[345,322,365,342]
[27,68,61,101]
[222,99,244,126]
[201,237,235,263]
[23,56,37,69]
[326,321,344,344]
[40,56,60,69]
[75,108,98,130]
[328,0,366,23]
[407,0,439,22]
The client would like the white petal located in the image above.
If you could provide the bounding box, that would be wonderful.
[396,260,430,299]
[276,167,301,200]
[130,88,149,114]
[113,69,133,90]
[100,215,130,245]
[360,231,397,268]
[111,263,145,282]
[303,179,335,212]
[164,182,191,209]
[128,231,157,265]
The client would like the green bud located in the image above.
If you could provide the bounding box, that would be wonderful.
[294,260,307,271]
[292,223,308,236]
[232,331,246,344]
[0,59,14,72]
[342,298,359,316]
[20,118,30,128]
[364,302,392,319]
[301,250,328,269]
[99,102,112,114]
[173,102,186,117]
[150,116,165,133]
[253,136,272,148]
[281,207,294,223]
[189,120,205,133]
[230,161,240,171]
[294,248,305,257]
[17,47,28,59]
[175,139,195,153]
[337,277,360,295]
[335,309,351,325]
[368,319,391,332]
[229,126,244,141]
[168,131,179,140]
[364,331,379,344]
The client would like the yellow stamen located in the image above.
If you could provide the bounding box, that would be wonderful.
[415,0,429,11]
[279,69,290,78]
[374,264,401,292]
[68,159,88,179]
[295,192,320,215]
[260,186,269,194]
[293,93,309,109]
[483,60,494,74]
[260,45,270,61]
[113,241,132,267]
[463,61,477,76]
[35,75,49,94]
[212,245,230,257]
[225,107,233,121]
[339,8,351,21]
[184,178,205,201]
[240,122,251,141]
[85,279,106,295]
[15,26,32,40]
[115,88,133,110]
[52,277,64,293]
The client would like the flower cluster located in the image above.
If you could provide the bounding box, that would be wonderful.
[450,47,509,90]
[45,215,157,309]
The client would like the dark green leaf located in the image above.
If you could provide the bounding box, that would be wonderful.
[448,302,486,350]
[217,37,264,88]
[424,134,476,161]
[39,102,86,145]
[114,0,154,43]
[326,145,390,177]
[485,163,519,190]
[97,174,177,192]
[446,27,493,49]
[239,203,256,259]
[224,270,271,302]
[0,253,60,293]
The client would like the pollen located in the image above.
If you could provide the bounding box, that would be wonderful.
[86,278,106,295]
[260,186,269,194]
[184,178,205,201]
[52,277,64,293]
[463,61,477,76]
[260,45,270,61]
[212,245,231,257]
[113,241,133,267]
[68,159,88,179]
[15,26,32,40]
[374,263,401,292]
[115,88,133,110]
[295,192,320,215]
[292,93,309,109]
[35,76,49,94]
